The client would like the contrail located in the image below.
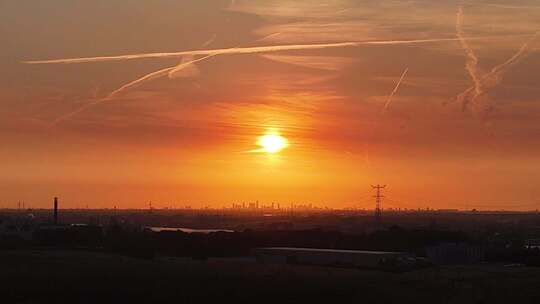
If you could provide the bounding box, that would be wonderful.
[114,33,282,97]
[486,31,539,80]
[167,55,200,79]
[456,5,482,97]
[48,55,212,127]
[48,34,284,126]
[168,35,217,77]
[457,31,539,112]
[23,37,506,65]
[39,34,526,125]
[108,54,216,99]
[108,66,176,99]
[48,98,105,127]
[168,55,201,79]
[382,68,409,113]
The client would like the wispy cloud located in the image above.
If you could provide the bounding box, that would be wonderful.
[202,34,217,47]
[228,1,350,19]
[253,20,376,43]
[470,2,540,10]
[261,54,355,71]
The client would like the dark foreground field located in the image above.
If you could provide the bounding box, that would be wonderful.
[1,250,540,304]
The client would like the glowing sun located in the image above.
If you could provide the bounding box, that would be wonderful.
[257,133,288,153]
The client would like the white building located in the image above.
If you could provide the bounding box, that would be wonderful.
[253,247,414,269]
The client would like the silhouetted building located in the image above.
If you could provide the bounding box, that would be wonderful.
[0,214,36,241]
[253,247,416,270]
[426,242,484,265]
[34,224,103,246]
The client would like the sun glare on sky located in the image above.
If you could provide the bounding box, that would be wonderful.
[257,133,289,153]
[3,1,540,209]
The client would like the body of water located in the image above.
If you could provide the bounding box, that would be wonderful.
[147,227,234,234]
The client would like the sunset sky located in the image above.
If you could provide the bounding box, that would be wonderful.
[1,0,540,210]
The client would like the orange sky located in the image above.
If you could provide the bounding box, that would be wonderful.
[1,0,540,210]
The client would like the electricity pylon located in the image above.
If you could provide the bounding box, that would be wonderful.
[371,184,386,222]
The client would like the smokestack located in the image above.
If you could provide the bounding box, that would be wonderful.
[53,197,58,225]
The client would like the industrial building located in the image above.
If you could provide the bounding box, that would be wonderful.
[253,247,417,270]
[0,214,35,241]
[425,242,485,265]
[1,197,102,245]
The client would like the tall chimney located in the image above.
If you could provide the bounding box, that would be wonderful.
[53,197,58,225]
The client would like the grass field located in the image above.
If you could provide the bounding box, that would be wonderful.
[2,249,540,303]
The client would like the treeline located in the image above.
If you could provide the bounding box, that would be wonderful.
[2,222,540,266]
[36,224,470,258]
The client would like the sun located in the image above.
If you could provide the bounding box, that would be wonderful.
[257,133,288,153]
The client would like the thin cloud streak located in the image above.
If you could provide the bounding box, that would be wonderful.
[382,68,409,113]
[202,34,217,47]
[261,54,355,71]
[48,98,104,127]
[24,37,508,65]
[470,2,540,10]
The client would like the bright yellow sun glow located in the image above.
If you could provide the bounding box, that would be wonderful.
[257,133,289,153]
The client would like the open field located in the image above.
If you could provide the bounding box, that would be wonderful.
[2,249,540,303]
